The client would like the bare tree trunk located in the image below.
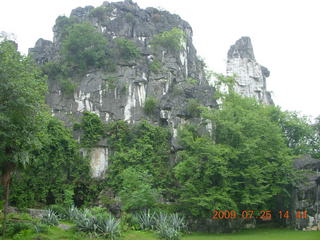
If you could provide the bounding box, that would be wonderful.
[1,162,15,237]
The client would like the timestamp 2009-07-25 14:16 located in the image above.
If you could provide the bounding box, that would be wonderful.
[210,210,308,220]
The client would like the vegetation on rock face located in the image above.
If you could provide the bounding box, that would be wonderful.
[114,38,141,61]
[77,112,105,148]
[185,99,201,118]
[144,97,158,115]
[149,59,163,73]
[0,40,48,235]
[151,27,186,54]
[60,23,109,73]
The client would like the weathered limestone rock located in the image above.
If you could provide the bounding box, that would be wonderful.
[30,0,216,176]
[226,37,273,105]
[90,147,108,178]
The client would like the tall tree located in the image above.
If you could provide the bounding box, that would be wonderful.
[0,40,47,235]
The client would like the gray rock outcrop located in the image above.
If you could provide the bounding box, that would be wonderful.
[29,0,217,177]
[226,37,273,105]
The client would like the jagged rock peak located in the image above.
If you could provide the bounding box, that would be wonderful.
[226,36,273,105]
[29,0,216,155]
[227,36,255,61]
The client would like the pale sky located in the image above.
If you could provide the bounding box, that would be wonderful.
[1,0,319,119]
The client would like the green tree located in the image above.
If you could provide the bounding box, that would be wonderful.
[119,167,159,212]
[61,23,108,73]
[10,118,95,208]
[105,121,172,193]
[174,87,296,220]
[0,41,47,235]
[174,125,236,218]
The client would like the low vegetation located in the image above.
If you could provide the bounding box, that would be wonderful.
[144,97,159,115]
[151,27,186,54]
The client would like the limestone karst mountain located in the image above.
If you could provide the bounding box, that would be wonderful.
[227,36,273,105]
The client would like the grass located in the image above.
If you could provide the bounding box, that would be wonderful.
[123,228,320,240]
[2,226,320,240]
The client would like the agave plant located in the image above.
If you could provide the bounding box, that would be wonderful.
[169,213,186,232]
[97,216,121,240]
[75,215,97,233]
[41,209,59,226]
[157,223,181,240]
[154,212,168,227]
[135,209,156,230]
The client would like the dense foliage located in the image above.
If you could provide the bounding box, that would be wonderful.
[151,28,186,54]
[105,121,172,194]
[174,91,301,219]
[0,40,48,235]
[10,117,99,208]
[114,38,140,61]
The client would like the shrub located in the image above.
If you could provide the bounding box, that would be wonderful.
[114,38,140,61]
[119,168,159,212]
[186,77,198,85]
[97,216,121,239]
[41,209,59,226]
[151,28,186,54]
[144,97,158,115]
[80,112,105,148]
[185,99,201,118]
[157,224,181,240]
[49,204,68,219]
[149,59,162,73]
[89,6,109,22]
[33,223,49,234]
[61,23,108,73]
[73,208,121,239]
[104,75,117,89]
[42,61,76,95]
[5,221,34,237]
[135,209,156,230]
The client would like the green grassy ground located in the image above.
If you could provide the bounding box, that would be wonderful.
[2,227,320,240]
[124,228,320,240]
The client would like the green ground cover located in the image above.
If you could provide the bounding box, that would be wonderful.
[5,228,319,240]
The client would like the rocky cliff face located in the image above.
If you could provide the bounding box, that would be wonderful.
[226,37,273,105]
[29,0,217,178]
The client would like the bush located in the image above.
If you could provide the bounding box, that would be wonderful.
[49,205,68,219]
[104,75,117,89]
[157,224,181,240]
[33,223,49,234]
[151,28,186,54]
[73,208,121,239]
[119,168,159,212]
[186,77,198,85]
[97,216,121,239]
[114,38,140,61]
[135,210,186,235]
[41,209,59,226]
[144,97,158,115]
[149,59,162,73]
[5,221,34,237]
[135,209,156,230]
[185,99,201,118]
[80,112,105,148]
[89,6,109,22]
[61,23,108,73]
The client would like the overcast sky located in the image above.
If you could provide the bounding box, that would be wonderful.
[1,0,319,120]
